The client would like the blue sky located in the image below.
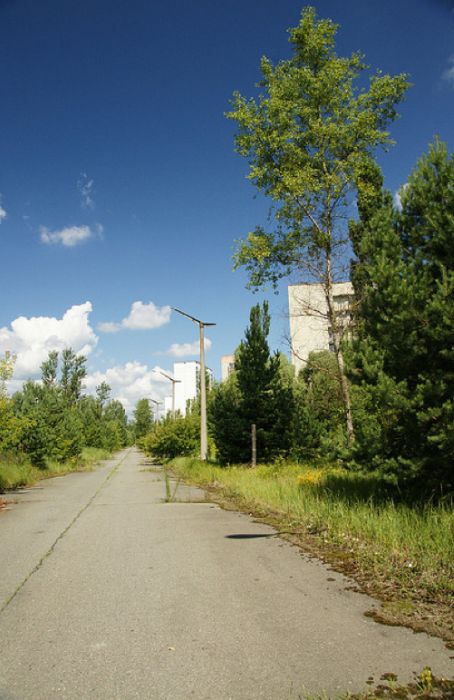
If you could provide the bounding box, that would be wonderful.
[1,0,453,411]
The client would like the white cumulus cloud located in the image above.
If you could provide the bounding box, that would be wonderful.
[40,224,96,247]
[99,301,172,333]
[0,302,98,380]
[166,337,212,357]
[84,362,171,415]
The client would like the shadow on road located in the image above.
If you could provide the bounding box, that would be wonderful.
[225,533,276,540]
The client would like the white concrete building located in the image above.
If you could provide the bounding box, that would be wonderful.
[168,361,213,416]
[220,354,235,382]
[288,282,354,372]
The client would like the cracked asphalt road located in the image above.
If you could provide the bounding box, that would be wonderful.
[0,448,452,699]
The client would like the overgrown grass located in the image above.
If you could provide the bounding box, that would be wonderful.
[0,454,36,491]
[0,447,112,492]
[169,457,454,604]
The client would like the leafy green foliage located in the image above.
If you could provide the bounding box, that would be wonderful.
[133,398,153,442]
[12,353,87,466]
[79,393,128,452]
[227,6,408,290]
[292,350,346,458]
[60,348,86,404]
[0,397,28,454]
[0,354,34,459]
[141,410,200,460]
[79,395,103,447]
[301,351,344,428]
[0,351,16,396]
[103,399,129,448]
[2,350,129,470]
[227,7,408,444]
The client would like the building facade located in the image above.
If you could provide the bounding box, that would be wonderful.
[163,361,213,416]
[288,282,354,372]
[220,354,235,382]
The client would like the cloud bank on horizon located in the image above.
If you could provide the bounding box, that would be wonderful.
[84,361,172,414]
[0,301,207,413]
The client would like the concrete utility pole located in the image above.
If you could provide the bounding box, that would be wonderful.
[149,398,162,423]
[172,307,216,461]
[154,370,181,418]
[251,424,257,468]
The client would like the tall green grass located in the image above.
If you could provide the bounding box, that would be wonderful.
[0,454,37,491]
[170,458,454,598]
[0,447,112,492]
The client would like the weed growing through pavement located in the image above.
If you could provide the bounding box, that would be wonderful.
[163,467,181,503]
[299,667,453,699]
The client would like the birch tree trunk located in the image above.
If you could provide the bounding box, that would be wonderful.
[325,255,355,444]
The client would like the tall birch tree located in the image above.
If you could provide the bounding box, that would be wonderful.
[227,6,408,443]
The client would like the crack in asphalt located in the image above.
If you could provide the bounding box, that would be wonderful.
[0,450,129,617]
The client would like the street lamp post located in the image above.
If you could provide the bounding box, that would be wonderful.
[153,369,181,418]
[172,307,215,461]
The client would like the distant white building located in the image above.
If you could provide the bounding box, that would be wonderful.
[166,361,213,416]
[288,282,354,372]
[220,354,235,382]
[163,396,173,416]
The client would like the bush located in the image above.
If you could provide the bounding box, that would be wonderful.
[141,413,200,460]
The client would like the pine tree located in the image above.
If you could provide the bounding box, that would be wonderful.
[79,395,102,447]
[208,375,245,464]
[209,302,294,464]
[350,139,454,493]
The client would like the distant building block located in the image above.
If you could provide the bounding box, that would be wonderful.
[173,361,213,415]
[220,354,235,382]
[288,282,354,372]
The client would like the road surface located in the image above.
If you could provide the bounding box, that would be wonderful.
[0,448,452,699]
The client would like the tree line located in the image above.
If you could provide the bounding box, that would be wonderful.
[0,349,132,469]
[143,7,453,498]
[1,8,452,499]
